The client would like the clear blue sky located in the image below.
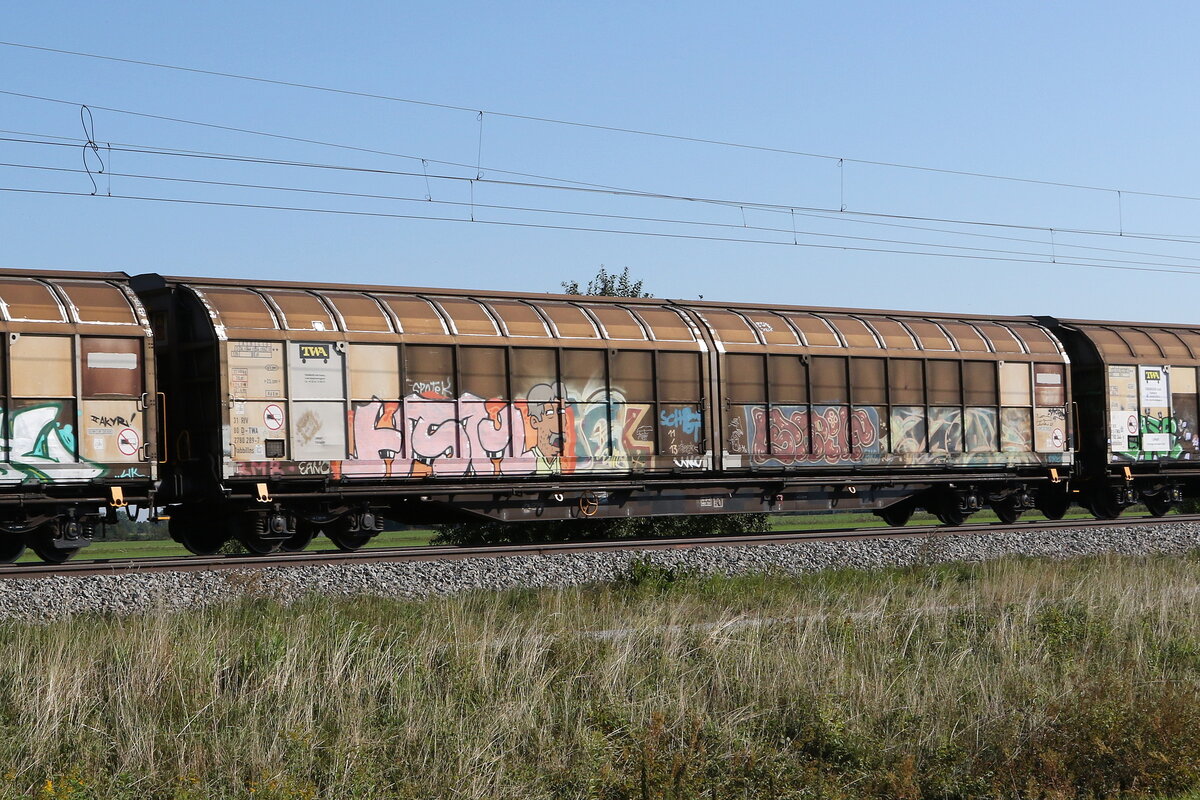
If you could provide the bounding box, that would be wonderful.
[3,1,1199,322]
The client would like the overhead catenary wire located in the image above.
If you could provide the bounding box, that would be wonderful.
[8,97,1200,255]
[0,89,649,197]
[11,159,1200,270]
[5,182,1200,278]
[9,85,1200,252]
[3,38,1200,204]
[9,130,1200,263]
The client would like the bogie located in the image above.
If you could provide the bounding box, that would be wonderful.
[930,490,980,527]
[26,519,90,564]
[236,511,296,556]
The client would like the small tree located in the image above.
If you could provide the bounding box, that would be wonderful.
[436,266,769,545]
[561,266,650,298]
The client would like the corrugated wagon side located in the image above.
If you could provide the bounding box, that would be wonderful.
[0,269,158,562]
[678,302,1075,525]
[1040,317,1200,517]
[135,274,732,553]
[133,272,1081,553]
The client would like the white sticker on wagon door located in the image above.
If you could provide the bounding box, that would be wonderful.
[228,341,284,400]
[1138,366,1171,454]
[290,401,346,460]
[1107,365,1137,451]
[288,342,344,400]
[230,401,287,460]
[1139,366,1169,409]
[80,400,142,463]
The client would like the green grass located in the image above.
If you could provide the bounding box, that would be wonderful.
[6,553,1200,797]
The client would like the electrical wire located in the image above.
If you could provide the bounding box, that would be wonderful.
[10,129,1200,262]
[9,158,1200,271]
[6,181,1200,278]
[2,39,1198,203]
[8,129,1200,274]
[0,89,647,196]
[11,158,1200,268]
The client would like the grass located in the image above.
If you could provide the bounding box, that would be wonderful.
[4,553,1200,797]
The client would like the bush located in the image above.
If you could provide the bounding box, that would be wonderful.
[616,557,699,591]
[98,516,169,541]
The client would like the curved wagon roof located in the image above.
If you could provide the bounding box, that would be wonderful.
[1046,317,1200,366]
[0,268,149,336]
[677,302,1064,361]
[131,273,1067,362]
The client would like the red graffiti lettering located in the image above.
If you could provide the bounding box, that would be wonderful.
[747,406,878,466]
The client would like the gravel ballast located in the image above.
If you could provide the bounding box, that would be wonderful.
[3,522,1200,622]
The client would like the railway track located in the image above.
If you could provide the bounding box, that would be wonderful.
[0,513,1194,580]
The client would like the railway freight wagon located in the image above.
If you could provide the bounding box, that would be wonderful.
[131,273,1077,555]
[0,269,157,562]
[1041,317,1200,518]
[675,301,1075,525]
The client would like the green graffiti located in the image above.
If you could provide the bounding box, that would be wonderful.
[1119,414,1195,461]
[1,403,104,482]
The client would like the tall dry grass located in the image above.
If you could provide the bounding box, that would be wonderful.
[3,552,1200,798]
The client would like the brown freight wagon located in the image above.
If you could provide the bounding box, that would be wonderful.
[132,274,1074,555]
[0,269,157,562]
[1040,316,1200,517]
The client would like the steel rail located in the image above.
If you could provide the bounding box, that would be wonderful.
[0,513,1193,580]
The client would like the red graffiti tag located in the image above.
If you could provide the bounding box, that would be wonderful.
[748,406,878,465]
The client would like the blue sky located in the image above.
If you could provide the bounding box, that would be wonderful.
[3,1,1200,322]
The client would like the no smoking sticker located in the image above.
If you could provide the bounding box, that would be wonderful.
[117,428,140,456]
[1128,415,1138,434]
[1051,428,1064,448]
[263,404,285,431]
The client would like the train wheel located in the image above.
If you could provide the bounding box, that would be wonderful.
[876,502,914,527]
[1036,489,1071,520]
[236,512,294,556]
[991,498,1022,525]
[324,518,372,552]
[238,532,283,555]
[933,494,967,527]
[237,523,283,555]
[1144,492,1173,517]
[280,521,317,553]
[1087,489,1123,521]
[27,522,80,564]
[0,535,25,563]
[169,511,226,556]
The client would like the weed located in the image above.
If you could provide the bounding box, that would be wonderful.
[0,553,1198,796]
